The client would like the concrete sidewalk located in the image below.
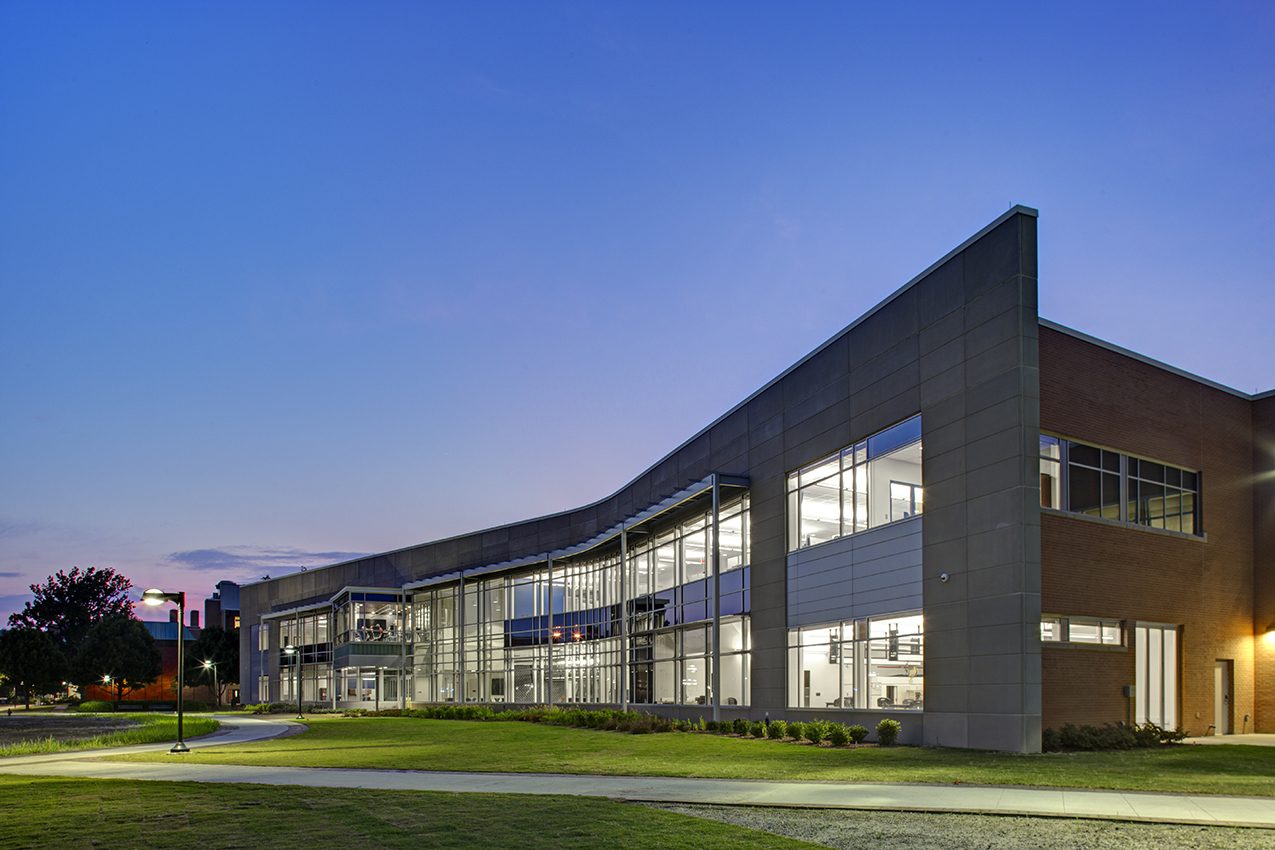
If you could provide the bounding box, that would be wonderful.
[2,716,1272,830]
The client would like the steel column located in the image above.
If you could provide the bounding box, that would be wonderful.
[619,526,629,711]
[546,555,554,707]
[711,473,722,723]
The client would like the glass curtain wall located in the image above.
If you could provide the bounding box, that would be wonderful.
[787,612,923,710]
[787,416,923,551]
[410,495,752,707]
[275,610,333,704]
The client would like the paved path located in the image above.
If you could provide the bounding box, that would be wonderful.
[2,716,1272,830]
[1185,733,1275,747]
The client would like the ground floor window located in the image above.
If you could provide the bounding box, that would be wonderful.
[409,616,750,706]
[787,612,923,710]
[1134,623,1178,728]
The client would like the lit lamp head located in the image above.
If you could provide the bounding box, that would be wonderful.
[284,644,297,656]
[1266,623,1275,642]
[202,660,213,670]
[141,588,181,606]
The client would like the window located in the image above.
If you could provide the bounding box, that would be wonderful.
[1039,435,1202,537]
[788,416,923,551]
[1040,615,1123,646]
[787,613,923,710]
[1135,624,1178,728]
[409,497,752,707]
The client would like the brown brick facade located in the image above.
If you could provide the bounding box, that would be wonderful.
[1254,394,1275,731]
[1038,325,1265,735]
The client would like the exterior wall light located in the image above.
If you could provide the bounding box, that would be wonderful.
[141,588,188,753]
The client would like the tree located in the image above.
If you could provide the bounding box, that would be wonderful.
[184,626,239,707]
[0,628,68,708]
[76,616,161,706]
[7,567,133,681]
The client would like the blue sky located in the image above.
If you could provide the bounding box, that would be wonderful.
[2,2,1272,624]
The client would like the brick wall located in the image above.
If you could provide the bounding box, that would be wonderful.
[1039,326,1258,735]
[1254,394,1275,731]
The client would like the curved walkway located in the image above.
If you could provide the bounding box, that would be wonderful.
[0,714,300,766]
[1,716,1272,830]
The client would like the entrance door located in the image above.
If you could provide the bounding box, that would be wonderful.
[1214,660,1232,735]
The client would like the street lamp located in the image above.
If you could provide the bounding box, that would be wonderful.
[141,588,189,753]
[283,644,304,719]
[202,660,219,709]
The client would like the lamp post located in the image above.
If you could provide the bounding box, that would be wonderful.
[202,660,219,709]
[141,588,189,753]
[284,644,303,719]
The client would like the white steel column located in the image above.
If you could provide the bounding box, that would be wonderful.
[546,555,554,708]
[619,526,629,712]
[710,473,722,723]
[457,576,465,703]
[399,589,407,709]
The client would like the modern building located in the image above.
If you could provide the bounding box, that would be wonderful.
[238,207,1274,752]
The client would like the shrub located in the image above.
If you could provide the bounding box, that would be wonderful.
[76,700,112,713]
[1142,722,1188,744]
[803,719,828,745]
[876,718,901,746]
[1132,722,1161,748]
[827,723,850,747]
[1045,722,1183,752]
[732,718,750,736]
[766,719,787,740]
[749,721,766,738]
[786,721,805,741]
[847,724,869,744]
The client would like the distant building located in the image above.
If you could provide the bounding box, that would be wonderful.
[205,580,241,632]
[238,207,1273,751]
[83,617,208,704]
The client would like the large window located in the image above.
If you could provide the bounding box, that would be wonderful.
[1039,435,1202,537]
[787,613,923,710]
[411,496,752,708]
[787,416,923,551]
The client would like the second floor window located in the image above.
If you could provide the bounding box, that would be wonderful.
[787,415,922,551]
[1039,435,1202,536]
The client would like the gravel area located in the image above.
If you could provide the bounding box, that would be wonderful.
[0,715,136,746]
[646,803,1275,850]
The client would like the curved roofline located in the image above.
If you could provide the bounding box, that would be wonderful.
[243,204,1039,589]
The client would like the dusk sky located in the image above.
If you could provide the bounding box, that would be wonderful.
[1,2,1272,626]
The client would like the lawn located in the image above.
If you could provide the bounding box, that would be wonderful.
[0,775,819,850]
[0,714,220,757]
[113,716,1275,796]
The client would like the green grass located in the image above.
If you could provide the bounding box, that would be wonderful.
[0,775,819,850]
[112,716,1275,796]
[0,715,220,757]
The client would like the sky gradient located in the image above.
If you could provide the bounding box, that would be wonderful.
[2,2,1272,625]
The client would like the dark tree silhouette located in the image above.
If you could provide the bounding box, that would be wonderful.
[0,628,68,708]
[184,625,240,707]
[7,567,134,671]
